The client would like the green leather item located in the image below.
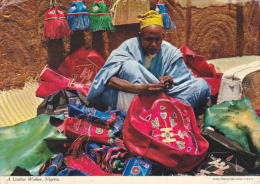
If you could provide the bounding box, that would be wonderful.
[0,114,68,176]
[204,97,260,155]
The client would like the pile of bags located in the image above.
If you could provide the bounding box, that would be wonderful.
[1,46,260,176]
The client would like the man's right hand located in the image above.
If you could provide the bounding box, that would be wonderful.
[138,83,163,96]
[107,76,163,96]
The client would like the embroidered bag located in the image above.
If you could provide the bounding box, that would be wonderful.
[43,0,72,39]
[68,104,116,126]
[121,157,152,176]
[84,142,129,173]
[64,117,114,145]
[65,153,110,176]
[67,0,90,31]
[57,46,105,85]
[180,46,222,97]
[123,93,209,173]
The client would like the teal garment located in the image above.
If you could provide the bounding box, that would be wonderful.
[0,114,68,176]
[87,37,211,109]
[204,97,260,155]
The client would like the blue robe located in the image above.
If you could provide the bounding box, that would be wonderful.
[87,37,211,110]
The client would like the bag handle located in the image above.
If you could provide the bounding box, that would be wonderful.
[50,0,57,7]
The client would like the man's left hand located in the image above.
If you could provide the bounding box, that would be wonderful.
[159,76,174,89]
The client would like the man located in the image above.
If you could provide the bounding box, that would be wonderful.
[87,10,211,114]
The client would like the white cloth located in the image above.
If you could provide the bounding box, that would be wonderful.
[116,91,137,113]
[144,54,156,69]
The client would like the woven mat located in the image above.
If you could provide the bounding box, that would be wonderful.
[0,80,43,128]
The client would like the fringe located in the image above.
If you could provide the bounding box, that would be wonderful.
[67,13,90,31]
[66,136,86,158]
[43,18,73,39]
[90,14,115,32]
[162,14,176,30]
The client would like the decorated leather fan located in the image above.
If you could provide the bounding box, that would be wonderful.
[67,0,90,31]
[43,0,72,39]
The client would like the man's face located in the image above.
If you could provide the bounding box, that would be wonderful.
[140,25,164,55]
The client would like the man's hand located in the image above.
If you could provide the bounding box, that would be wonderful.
[159,76,174,89]
[138,83,163,96]
[107,77,163,96]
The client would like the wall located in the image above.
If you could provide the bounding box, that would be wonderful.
[0,0,259,90]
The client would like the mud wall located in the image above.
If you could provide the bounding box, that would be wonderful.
[0,0,259,90]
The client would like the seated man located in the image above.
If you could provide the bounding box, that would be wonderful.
[87,10,211,115]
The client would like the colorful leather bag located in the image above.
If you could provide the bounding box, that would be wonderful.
[57,46,105,85]
[67,0,90,31]
[180,46,222,97]
[84,142,130,173]
[65,153,110,176]
[43,0,72,39]
[121,157,152,176]
[68,104,125,137]
[68,104,116,126]
[35,65,91,98]
[123,93,209,173]
[64,117,114,145]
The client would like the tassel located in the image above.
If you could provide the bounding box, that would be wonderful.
[66,135,86,158]
[67,0,90,31]
[155,1,176,30]
[43,0,73,39]
[90,0,115,32]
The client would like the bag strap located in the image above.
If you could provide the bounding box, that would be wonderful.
[50,0,57,7]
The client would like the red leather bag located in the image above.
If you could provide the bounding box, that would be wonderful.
[180,46,222,97]
[123,93,209,173]
[57,46,105,84]
[64,117,114,145]
[65,154,110,176]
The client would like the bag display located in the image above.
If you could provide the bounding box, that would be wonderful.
[123,93,209,173]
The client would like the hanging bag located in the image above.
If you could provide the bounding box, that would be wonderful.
[43,0,72,39]
[155,0,176,30]
[67,0,90,31]
[90,0,115,32]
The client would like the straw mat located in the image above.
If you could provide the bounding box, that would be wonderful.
[0,80,43,128]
